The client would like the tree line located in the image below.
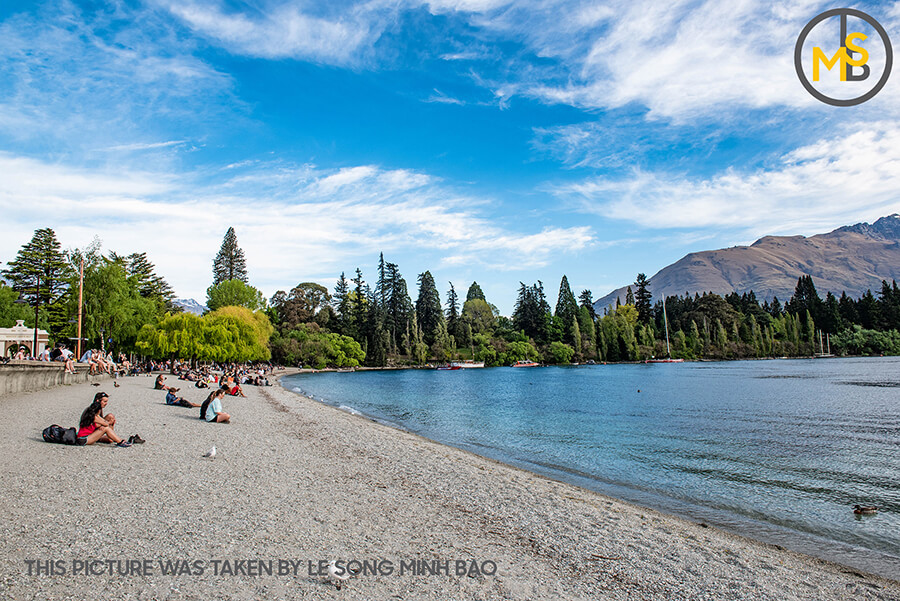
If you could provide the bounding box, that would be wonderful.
[267,256,900,367]
[5,227,900,365]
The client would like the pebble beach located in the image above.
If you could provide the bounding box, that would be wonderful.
[1,373,898,600]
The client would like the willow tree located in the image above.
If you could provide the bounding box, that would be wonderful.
[137,306,272,363]
[205,306,273,362]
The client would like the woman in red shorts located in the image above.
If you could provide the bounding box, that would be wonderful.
[78,392,130,447]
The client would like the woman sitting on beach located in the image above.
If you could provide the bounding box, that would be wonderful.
[201,388,230,423]
[154,374,178,391]
[223,374,246,397]
[78,392,130,447]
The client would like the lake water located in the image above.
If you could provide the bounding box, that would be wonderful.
[282,357,900,578]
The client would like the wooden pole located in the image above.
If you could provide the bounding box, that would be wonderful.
[33,274,40,358]
[77,257,84,359]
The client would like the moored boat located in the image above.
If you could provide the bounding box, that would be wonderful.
[452,360,485,368]
[511,360,540,368]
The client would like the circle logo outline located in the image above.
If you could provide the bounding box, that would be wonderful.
[794,8,893,107]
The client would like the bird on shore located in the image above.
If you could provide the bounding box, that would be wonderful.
[202,446,216,459]
[853,505,877,515]
[113,381,120,388]
[327,560,350,589]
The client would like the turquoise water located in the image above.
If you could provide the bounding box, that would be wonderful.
[282,357,900,578]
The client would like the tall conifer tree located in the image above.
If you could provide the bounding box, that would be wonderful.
[446,283,460,339]
[634,273,652,325]
[466,282,486,302]
[416,271,443,347]
[555,275,578,346]
[212,227,248,285]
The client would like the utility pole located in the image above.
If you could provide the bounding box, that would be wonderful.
[77,258,84,359]
[32,274,40,358]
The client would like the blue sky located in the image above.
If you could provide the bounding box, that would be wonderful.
[1,0,899,314]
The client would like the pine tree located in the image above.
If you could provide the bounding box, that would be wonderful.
[466,282,486,302]
[385,262,413,353]
[555,275,578,346]
[111,251,174,306]
[634,273,652,325]
[375,253,389,309]
[625,286,635,306]
[446,283,460,340]
[786,276,822,323]
[212,227,248,285]
[513,281,551,343]
[332,272,351,335]
[821,291,842,334]
[578,289,596,319]
[351,269,367,343]
[769,296,783,317]
[3,229,72,338]
[416,271,443,347]
[3,228,71,305]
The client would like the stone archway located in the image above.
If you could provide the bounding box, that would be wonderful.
[6,342,31,357]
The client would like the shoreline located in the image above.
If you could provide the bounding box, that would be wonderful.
[278,372,900,585]
[1,374,897,599]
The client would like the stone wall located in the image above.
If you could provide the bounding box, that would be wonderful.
[0,362,110,397]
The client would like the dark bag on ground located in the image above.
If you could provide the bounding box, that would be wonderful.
[42,424,87,446]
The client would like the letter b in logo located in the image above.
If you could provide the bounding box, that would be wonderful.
[795,8,892,106]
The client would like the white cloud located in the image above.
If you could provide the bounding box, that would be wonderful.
[442,0,899,120]
[101,140,188,152]
[0,2,235,150]
[553,122,900,237]
[424,0,512,14]
[161,0,384,66]
[0,154,594,301]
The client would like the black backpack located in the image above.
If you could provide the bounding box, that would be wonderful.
[42,424,86,446]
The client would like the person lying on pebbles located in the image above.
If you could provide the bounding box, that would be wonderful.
[165,389,201,408]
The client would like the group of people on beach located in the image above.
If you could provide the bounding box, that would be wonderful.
[64,360,279,448]
[159,375,232,423]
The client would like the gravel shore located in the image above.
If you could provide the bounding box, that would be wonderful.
[1,374,897,600]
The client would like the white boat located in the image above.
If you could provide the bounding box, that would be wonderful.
[452,360,485,368]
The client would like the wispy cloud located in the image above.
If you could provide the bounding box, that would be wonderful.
[0,153,594,300]
[442,0,898,121]
[0,2,236,153]
[553,122,900,237]
[425,89,466,105]
[160,0,389,66]
[101,140,188,152]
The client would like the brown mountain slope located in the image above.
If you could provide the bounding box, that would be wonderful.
[594,215,900,311]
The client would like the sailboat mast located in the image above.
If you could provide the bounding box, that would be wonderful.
[663,297,671,357]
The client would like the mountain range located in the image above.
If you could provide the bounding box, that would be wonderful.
[594,215,900,312]
[173,298,207,315]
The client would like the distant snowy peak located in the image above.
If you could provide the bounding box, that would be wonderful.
[173,298,207,315]
[835,213,900,240]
